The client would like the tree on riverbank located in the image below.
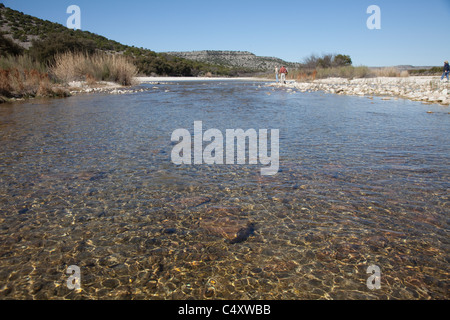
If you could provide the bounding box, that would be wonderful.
[302,53,352,69]
[286,53,360,80]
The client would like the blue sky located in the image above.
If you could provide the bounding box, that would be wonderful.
[2,0,450,66]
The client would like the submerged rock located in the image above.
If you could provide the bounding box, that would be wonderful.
[263,258,298,273]
[173,196,211,208]
[38,170,107,182]
[229,223,255,244]
[200,207,255,244]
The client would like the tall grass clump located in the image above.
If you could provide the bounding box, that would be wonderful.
[285,68,317,81]
[284,53,374,81]
[400,70,409,77]
[0,54,46,73]
[51,52,137,86]
[315,66,372,79]
[373,67,401,77]
[0,54,55,98]
[286,65,373,81]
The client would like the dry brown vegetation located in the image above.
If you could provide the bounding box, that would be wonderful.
[372,67,401,77]
[0,68,68,100]
[272,53,416,81]
[0,51,137,102]
[284,66,373,81]
[0,55,68,100]
[50,51,138,86]
[276,66,413,82]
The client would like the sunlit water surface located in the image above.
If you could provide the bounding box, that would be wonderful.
[0,81,448,299]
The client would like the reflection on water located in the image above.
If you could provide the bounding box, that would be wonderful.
[0,81,448,300]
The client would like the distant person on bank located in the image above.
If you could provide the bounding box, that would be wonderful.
[441,61,449,81]
[279,66,288,84]
[275,67,279,83]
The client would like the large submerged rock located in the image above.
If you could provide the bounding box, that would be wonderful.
[172,196,211,209]
[39,170,107,181]
[199,207,255,244]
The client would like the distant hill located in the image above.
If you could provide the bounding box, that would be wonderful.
[0,4,248,76]
[0,3,127,52]
[165,50,301,72]
[369,65,441,76]
[370,65,436,72]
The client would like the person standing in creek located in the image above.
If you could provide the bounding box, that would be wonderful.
[275,66,279,83]
[279,66,288,84]
[441,60,449,81]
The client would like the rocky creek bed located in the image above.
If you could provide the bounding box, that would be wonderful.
[0,80,448,300]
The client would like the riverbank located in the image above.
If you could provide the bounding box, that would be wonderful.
[66,77,269,96]
[269,76,450,105]
[2,75,449,105]
[136,76,269,82]
[0,80,129,103]
[0,76,273,103]
[0,51,138,103]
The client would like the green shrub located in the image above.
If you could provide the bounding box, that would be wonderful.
[30,33,97,64]
[301,53,353,69]
[0,33,24,56]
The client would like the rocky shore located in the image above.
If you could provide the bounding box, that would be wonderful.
[67,80,148,95]
[0,77,267,103]
[269,76,450,105]
[67,77,266,96]
[3,76,449,105]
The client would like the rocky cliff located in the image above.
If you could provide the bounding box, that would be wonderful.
[164,50,300,71]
